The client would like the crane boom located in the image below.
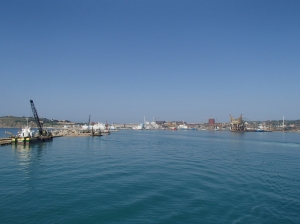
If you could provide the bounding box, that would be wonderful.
[30,100,43,135]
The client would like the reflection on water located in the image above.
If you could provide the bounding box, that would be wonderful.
[11,144,31,162]
[11,142,52,181]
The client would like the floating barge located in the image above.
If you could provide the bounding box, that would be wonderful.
[3,100,54,146]
[11,135,53,145]
[90,128,103,136]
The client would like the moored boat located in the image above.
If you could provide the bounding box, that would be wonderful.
[101,129,110,135]
[12,101,54,144]
[255,124,272,132]
[13,126,52,144]
[177,124,188,130]
[91,128,102,136]
[14,126,35,144]
[132,123,144,130]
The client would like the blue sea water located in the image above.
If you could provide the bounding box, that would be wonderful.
[0,129,300,223]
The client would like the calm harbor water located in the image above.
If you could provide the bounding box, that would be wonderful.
[0,128,300,223]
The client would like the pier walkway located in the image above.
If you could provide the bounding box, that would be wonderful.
[0,138,12,146]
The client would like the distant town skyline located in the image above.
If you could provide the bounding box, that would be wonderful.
[1,1,299,123]
[0,114,293,126]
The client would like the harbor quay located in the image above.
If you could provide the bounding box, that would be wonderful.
[1,115,300,136]
[1,119,300,146]
[0,138,12,146]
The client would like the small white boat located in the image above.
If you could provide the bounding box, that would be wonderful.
[101,129,110,135]
[177,124,188,130]
[132,123,144,130]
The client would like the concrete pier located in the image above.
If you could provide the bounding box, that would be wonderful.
[0,138,12,146]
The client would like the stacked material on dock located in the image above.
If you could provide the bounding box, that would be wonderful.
[0,138,12,146]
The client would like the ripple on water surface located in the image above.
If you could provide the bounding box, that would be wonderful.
[0,130,300,223]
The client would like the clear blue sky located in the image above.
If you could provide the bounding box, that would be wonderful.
[1,0,299,123]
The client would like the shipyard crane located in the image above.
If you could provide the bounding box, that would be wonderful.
[30,100,44,136]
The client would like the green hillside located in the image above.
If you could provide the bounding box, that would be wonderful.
[0,116,75,128]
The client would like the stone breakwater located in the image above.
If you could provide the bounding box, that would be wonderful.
[51,129,102,137]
